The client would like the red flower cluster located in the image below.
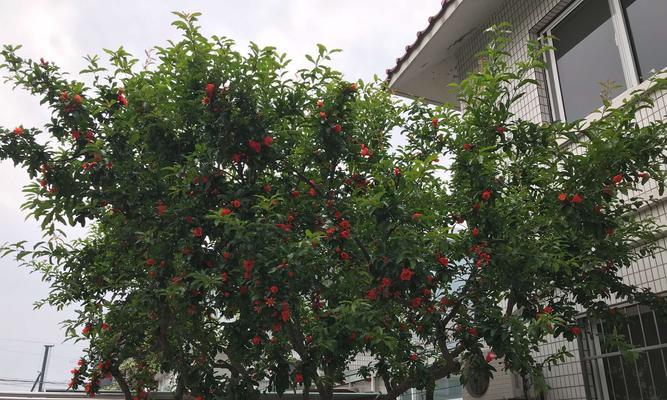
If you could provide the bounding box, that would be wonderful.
[612,173,623,185]
[481,189,492,201]
[295,373,304,384]
[360,144,371,157]
[156,201,167,215]
[192,226,203,237]
[117,92,127,107]
[13,126,24,136]
[243,259,255,280]
[248,140,261,153]
[399,267,414,281]
[469,243,491,268]
[280,301,290,322]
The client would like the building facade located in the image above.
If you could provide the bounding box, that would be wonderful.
[388,1,667,399]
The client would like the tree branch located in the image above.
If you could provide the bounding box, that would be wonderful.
[378,359,461,400]
[110,364,132,400]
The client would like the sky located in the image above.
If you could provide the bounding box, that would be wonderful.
[0,0,440,392]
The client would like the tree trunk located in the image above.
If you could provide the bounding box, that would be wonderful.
[379,360,460,400]
[110,366,132,400]
[425,377,435,400]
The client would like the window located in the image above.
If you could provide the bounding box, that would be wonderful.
[620,0,667,81]
[579,304,667,399]
[543,0,667,121]
[398,377,463,400]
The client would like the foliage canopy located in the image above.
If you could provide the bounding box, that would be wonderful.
[2,14,667,400]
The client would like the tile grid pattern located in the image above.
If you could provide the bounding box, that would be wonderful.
[453,1,667,399]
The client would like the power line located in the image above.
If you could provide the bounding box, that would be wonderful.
[0,337,57,345]
[0,346,43,357]
[0,378,69,385]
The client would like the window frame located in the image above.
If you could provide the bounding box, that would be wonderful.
[579,304,667,399]
[542,0,641,122]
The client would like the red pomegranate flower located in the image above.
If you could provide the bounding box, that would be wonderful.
[192,227,203,237]
[117,93,127,106]
[205,83,215,97]
[571,193,584,204]
[481,190,492,201]
[230,199,241,208]
[558,193,567,202]
[399,267,414,281]
[248,140,261,153]
[333,124,343,134]
[431,117,439,127]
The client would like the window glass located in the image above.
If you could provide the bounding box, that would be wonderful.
[642,309,660,346]
[621,0,667,80]
[627,308,645,347]
[551,0,627,120]
[605,356,628,399]
[636,353,656,399]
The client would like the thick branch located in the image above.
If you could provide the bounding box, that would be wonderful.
[504,294,516,318]
[353,237,373,266]
[110,365,132,400]
[379,358,461,400]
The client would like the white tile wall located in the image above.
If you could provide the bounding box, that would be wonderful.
[453,1,667,399]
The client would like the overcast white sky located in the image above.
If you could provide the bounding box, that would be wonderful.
[0,0,439,391]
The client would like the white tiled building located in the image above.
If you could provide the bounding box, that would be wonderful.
[388,1,667,399]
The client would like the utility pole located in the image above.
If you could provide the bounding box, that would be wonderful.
[37,344,54,392]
